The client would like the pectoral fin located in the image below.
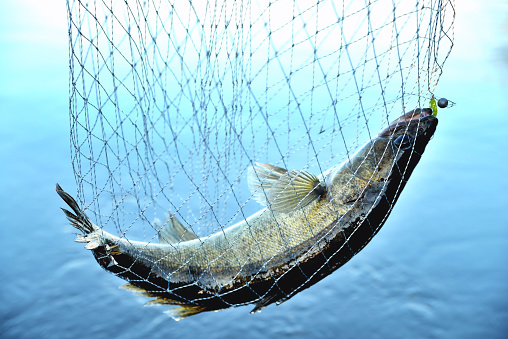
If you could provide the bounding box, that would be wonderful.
[248,162,289,205]
[158,213,198,244]
[248,162,327,213]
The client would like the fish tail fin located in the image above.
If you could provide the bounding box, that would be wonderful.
[56,184,97,235]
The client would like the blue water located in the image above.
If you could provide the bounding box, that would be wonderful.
[1,1,507,338]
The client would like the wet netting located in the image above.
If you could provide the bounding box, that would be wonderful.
[66,0,454,317]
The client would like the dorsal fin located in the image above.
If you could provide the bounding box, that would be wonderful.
[119,283,156,297]
[163,305,209,321]
[158,213,198,244]
[250,293,280,313]
[248,162,327,213]
[120,284,210,320]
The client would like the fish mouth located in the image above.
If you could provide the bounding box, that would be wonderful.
[379,108,437,138]
[415,114,438,139]
[389,108,434,124]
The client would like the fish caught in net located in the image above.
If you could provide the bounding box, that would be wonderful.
[60,0,455,319]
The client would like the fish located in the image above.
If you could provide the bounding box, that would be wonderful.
[57,109,438,320]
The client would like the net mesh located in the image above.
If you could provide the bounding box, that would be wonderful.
[66,0,454,304]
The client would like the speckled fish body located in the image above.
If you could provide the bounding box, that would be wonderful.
[57,110,437,319]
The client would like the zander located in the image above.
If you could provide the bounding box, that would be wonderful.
[57,109,437,320]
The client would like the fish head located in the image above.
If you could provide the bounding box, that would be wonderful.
[326,111,438,204]
[378,111,438,160]
[369,111,438,182]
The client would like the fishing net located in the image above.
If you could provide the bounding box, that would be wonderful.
[66,0,454,312]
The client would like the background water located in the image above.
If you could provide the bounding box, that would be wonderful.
[1,1,507,338]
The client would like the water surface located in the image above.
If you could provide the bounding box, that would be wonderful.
[0,1,507,338]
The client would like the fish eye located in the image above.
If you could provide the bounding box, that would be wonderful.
[393,134,413,150]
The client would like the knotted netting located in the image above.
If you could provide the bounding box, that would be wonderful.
[66,0,454,314]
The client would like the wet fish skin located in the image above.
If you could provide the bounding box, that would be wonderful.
[57,111,438,320]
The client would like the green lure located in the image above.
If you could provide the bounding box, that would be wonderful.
[430,97,438,117]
